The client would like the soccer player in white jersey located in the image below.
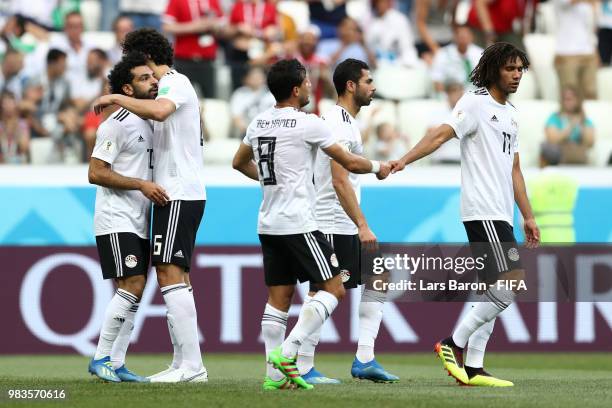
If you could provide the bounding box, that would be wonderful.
[297,59,399,384]
[391,43,540,387]
[232,59,392,390]
[94,29,207,383]
[88,53,168,382]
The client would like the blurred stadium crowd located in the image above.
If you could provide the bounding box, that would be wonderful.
[0,0,610,167]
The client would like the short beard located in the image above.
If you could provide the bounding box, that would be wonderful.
[133,88,155,100]
[355,93,371,107]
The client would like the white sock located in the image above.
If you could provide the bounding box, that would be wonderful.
[167,312,182,369]
[261,303,288,381]
[297,295,320,375]
[282,290,338,359]
[94,289,137,360]
[466,318,496,368]
[166,285,193,369]
[356,289,385,363]
[110,300,139,370]
[161,284,203,372]
[452,286,514,348]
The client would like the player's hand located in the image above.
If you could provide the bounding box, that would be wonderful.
[523,218,540,249]
[140,181,170,206]
[358,225,378,251]
[93,94,116,115]
[390,159,406,173]
[376,162,391,180]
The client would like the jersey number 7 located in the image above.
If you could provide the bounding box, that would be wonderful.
[257,137,277,185]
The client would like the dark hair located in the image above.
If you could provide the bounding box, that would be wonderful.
[46,48,67,64]
[89,48,108,61]
[266,59,307,102]
[123,28,174,67]
[108,52,149,95]
[333,58,370,96]
[469,42,530,89]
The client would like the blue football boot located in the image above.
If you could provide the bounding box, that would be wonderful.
[302,367,341,384]
[351,358,399,383]
[115,365,149,383]
[88,356,121,382]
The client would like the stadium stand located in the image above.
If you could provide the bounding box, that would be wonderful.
[1,1,611,167]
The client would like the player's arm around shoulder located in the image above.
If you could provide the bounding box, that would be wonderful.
[93,95,176,122]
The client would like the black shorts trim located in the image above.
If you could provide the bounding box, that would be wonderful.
[463,220,522,283]
[324,233,361,289]
[151,200,205,271]
[259,231,340,286]
[96,232,150,280]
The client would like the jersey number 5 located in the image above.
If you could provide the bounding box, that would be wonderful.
[502,132,512,155]
[257,137,277,185]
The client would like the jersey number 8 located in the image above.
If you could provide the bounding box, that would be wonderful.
[257,137,277,185]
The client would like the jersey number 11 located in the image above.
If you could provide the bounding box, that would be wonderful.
[502,132,512,155]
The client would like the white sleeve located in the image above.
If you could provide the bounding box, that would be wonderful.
[91,120,125,164]
[304,115,336,149]
[444,94,478,140]
[242,121,254,146]
[156,75,188,110]
[513,133,519,153]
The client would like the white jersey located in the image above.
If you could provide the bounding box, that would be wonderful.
[445,88,519,225]
[92,108,154,238]
[314,105,363,235]
[154,69,206,201]
[243,106,336,235]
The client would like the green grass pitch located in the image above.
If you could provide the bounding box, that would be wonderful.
[1,353,611,408]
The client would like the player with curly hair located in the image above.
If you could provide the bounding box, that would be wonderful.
[88,52,167,383]
[391,42,540,387]
[94,29,208,383]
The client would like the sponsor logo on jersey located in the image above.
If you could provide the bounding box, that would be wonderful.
[490,115,498,122]
[138,135,145,142]
[174,250,184,258]
[507,247,520,262]
[340,269,351,283]
[104,140,114,152]
[125,254,138,268]
[330,253,339,268]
